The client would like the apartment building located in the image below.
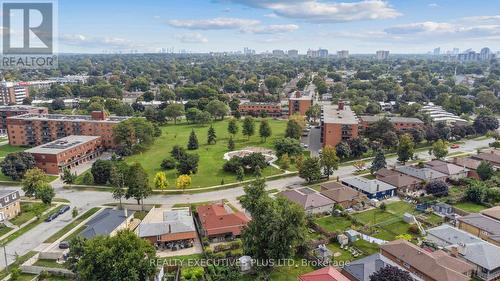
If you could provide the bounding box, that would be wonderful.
[0,106,48,134]
[320,101,359,147]
[6,111,129,148]
[0,190,21,221]
[0,81,29,105]
[25,135,103,174]
[238,102,282,117]
[359,115,424,132]
[288,91,312,116]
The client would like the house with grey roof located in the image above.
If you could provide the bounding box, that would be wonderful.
[395,166,448,182]
[458,213,500,247]
[341,177,396,199]
[426,224,500,281]
[342,253,423,281]
[425,160,469,181]
[279,188,334,214]
[80,208,134,239]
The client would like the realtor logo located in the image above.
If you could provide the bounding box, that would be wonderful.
[1,1,57,69]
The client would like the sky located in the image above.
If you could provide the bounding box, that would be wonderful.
[48,0,500,54]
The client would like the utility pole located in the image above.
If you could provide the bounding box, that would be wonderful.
[3,244,8,273]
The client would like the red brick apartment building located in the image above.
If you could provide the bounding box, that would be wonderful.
[0,82,29,105]
[359,115,424,132]
[25,135,103,175]
[288,91,312,116]
[6,111,129,148]
[0,106,48,134]
[321,101,359,147]
[238,102,282,117]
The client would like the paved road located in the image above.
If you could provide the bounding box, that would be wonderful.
[0,136,493,270]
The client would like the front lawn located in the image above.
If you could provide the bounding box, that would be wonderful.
[111,119,288,189]
[10,202,51,226]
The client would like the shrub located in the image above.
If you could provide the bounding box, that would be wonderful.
[161,157,177,170]
[408,225,420,235]
[82,172,94,185]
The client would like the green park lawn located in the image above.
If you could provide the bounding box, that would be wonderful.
[0,144,25,158]
[10,202,52,226]
[107,119,287,189]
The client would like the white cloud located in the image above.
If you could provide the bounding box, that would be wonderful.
[228,0,401,23]
[428,3,439,7]
[175,33,209,43]
[167,17,259,30]
[384,21,455,34]
[59,34,139,49]
[241,24,298,34]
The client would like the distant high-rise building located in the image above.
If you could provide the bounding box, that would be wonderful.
[243,47,255,55]
[480,47,491,61]
[272,49,285,56]
[452,48,460,55]
[307,49,318,58]
[433,47,441,56]
[287,49,299,57]
[0,81,29,105]
[457,50,479,62]
[318,49,328,58]
[376,50,389,60]
[337,50,349,58]
[307,48,328,58]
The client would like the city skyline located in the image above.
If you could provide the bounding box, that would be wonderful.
[52,0,500,54]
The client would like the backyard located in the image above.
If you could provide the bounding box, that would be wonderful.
[78,118,289,189]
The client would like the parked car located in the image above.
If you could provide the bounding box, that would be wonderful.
[451,144,460,149]
[45,213,58,222]
[59,241,70,249]
[58,205,70,215]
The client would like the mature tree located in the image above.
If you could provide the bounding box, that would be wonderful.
[228,137,235,151]
[264,75,282,94]
[91,160,113,184]
[113,118,156,155]
[285,119,302,140]
[474,114,499,134]
[61,167,77,185]
[335,142,351,159]
[185,108,201,124]
[369,265,413,281]
[236,166,245,181]
[207,125,217,144]
[164,103,185,124]
[397,134,415,165]
[176,174,192,190]
[242,117,255,140]
[370,150,387,174]
[320,146,339,179]
[206,100,229,120]
[431,139,448,159]
[35,183,55,205]
[170,145,187,161]
[125,163,151,208]
[382,131,399,147]
[274,138,303,157]
[305,104,321,123]
[425,180,449,197]
[0,152,36,181]
[477,161,494,181]
[241,179,306,263]
[110,164,128,208]
[259,119,272,142]
[289,114,306,130]
[176,153,199,175]
[22,168,49,198]
[187,129,199,150]
[153,171,168,190]
[279,154,290,170]
[228,118,239,136]
[160,157,176,170]
[299,157,322,183]
[67,230,156,281]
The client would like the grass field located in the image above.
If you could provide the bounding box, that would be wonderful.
[315,215,353,233]
[0,144,25,158]
[453,202,488,213]
[79,119,289,189]
[10,202,52,226]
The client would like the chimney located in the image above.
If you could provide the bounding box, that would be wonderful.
[338,101,345,110]
[450,246,458,257]
[91,111,107,120]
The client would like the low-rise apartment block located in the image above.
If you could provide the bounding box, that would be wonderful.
[0,190,20,221]
[238,102,282,117]
[321,101,359,147]
[288,91,312,116]
[359,115,424,132]
[25,135,103,175]
[0,106,48,134]
[6,111,129,148]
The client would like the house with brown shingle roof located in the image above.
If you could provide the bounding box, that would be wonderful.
[451,157,481,179]
[380,239,473,281]
[471,150,500,168]
[375,168,422,193]
[481,206,500,221]
[425,160,469,181]
[319,182,367,209]
[279,188,334,214]
[196,203,249,241]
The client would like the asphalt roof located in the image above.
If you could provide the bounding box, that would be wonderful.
[395,166,447,181]
[25,135,101,154]
[343,253,423,281]
[341,177,396,194]
[279,189,334,210]
[458,213,500,243]
[80,209,133,239]
[137,208,196,237]
[322,104,358,125]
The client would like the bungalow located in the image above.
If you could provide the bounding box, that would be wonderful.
[279,188,334,214]
[424,160,469,181]
[319,182,368,209]
[426,225,500,281]
[80,208,135,239]
[471,150,500,170]
[451,157,482,179]
[375,168,422,193]
[457,213,500,247]
[481,206,500,221]
[137,207,197,247]
[340,177,397,200]
[299,266,350,281]
[380,239,474,281]
[196,203,249,241]
[395,166,448,182]
[342,253,423,281]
